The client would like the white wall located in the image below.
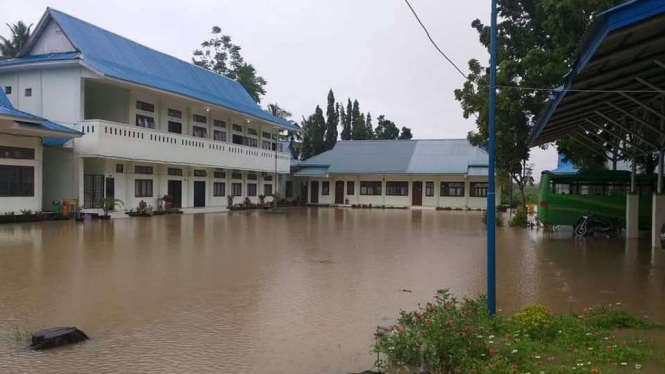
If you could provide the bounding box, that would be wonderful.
[0,135,42,214]
[305,174,500,209]
[28,20,76,55]
[42,146,77,209]
[0,66,83,126]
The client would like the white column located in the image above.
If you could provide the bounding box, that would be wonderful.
[626,194,639,239]
[436,176,441,207]
[652,193,665,247]
[382,176,386,206]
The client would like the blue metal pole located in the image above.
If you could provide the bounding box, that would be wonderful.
[487,0,498,316]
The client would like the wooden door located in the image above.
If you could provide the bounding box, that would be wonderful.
[335,181,345,204]
[412,181,423,206]
[310,181,319,204]
[193,181,206,208]
[168,180,182,208]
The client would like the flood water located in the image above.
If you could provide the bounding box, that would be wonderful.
[1,208,664,373]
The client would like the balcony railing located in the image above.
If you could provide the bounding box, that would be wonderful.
[74,120,290,173]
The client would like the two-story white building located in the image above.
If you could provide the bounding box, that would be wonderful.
[0,8,297,212]
[295,139,498,209]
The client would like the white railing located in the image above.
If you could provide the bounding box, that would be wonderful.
[74,120,290,173]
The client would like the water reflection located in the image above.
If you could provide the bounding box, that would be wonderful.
[0,208,663,373]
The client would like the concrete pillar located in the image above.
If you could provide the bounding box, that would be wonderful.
[651,193,665,247]
[626,193,639,238]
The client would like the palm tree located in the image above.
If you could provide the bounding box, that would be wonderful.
[0,21,33,59]
[266,103,292,120]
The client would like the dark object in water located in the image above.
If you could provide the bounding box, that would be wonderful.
[399,289,412,293]
[30,327,89,350]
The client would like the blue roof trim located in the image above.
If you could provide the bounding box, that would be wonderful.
[529,0,665,146]
[31,8,298,132]
[0,52,80,67]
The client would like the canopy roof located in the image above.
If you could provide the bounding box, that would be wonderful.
[0,90,81,139]
[529,0,665,148]
[0,8,299,132]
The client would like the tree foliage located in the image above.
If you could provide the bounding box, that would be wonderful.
[0,21,32,59]
[193,26,267,103]
[455,0,623,206]
[375,115,401,140]
[341,99,352,141]
[399,127,413,140]
[324,90,339,150]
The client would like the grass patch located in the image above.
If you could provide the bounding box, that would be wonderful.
[374,290,662,373]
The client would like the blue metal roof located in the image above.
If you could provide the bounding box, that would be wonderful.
[297,140,489,176]
[8,8,298,132]
[529,0,665,146]
[0,51,80,67]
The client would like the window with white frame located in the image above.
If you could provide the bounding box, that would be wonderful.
[214,130,226,142]
[193,126,207,138]
[192,114,207,124]
[441,182,465,197]
[264,183,273,196]
[213,182,226,197]
[247,183,257,196]
[231,183,242,196]
[360,181,382,196]
[135,179,153,197]
[386,181,408,196]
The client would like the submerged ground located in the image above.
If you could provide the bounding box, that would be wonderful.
[0,208,663,373]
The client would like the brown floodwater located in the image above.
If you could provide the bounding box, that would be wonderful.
[0,208,663,373]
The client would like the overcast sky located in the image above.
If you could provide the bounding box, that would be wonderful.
[3,0,558,179]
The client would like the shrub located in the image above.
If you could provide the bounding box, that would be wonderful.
[511,304,555,340]
[510,207,529,227]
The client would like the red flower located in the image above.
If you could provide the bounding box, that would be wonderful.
[397,325,406,333]
[489,347,496,357]
[510,364,519,372]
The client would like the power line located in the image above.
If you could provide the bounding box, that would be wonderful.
[403,0,468,80]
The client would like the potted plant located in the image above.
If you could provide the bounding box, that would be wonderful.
[258,194,266,206]
[162,194,173,210]
[101,197,124,219]
[227,195,234,210]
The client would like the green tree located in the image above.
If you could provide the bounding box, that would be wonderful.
[0,21,33,59]
[375,115,400,140]
[299,106,327,160]
[351,100,368,140]
[300,115,316,161]
[324,89,339,150]
[454,0,623,206]
[341,99,353,140]
[365,112,375,139]
[266,103,292,119]
[193,26,267,103]
[398,127,413,140]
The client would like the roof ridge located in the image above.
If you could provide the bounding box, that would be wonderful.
[47,8,243,88]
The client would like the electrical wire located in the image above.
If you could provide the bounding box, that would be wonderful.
[403,0,468,80]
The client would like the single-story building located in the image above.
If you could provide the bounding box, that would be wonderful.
[0,89,81,213]
[295,139,498,209]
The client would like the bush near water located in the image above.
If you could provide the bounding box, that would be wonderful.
[374,290,662,373]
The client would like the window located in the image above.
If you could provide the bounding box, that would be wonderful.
[360,181,382,196]
[232,172,243,180]
[386,181,408,196]
[135,166,153,175]
[425,182,434,197]
[168,168,183,176]
[441,182,465,197]
[231,183,242,196]
[0,146,35,159]
[262,131,272,139]
[470,182,488,197]
[24,88,32,97]
[193,126,207,138]
[4,86,11,94]
[264,175,273,181]
[247,183,257,196]
[244,137,258,148]
[247,173,258,181]
[213,182,226,197]
[135,179,153,197]
[214,120,227,128]
[193,170,207,177]
[0,165,34,196]
[168,121,182,134]
[214,171,226,179]
[232,124,243,132]
[264,184,273,196]
[247,128,258,136]
[136,114,155,128]
[285,181,293,197]
[322,181,330,195]
[136,101,155,112]
[168,109,182,119]
[232,134,243,145]
[262,140,272,150]
[214,130,226,142]
[193,114,207,124]
[116,164,124,173]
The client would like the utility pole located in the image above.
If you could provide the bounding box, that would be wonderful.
[487,0,498,316]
